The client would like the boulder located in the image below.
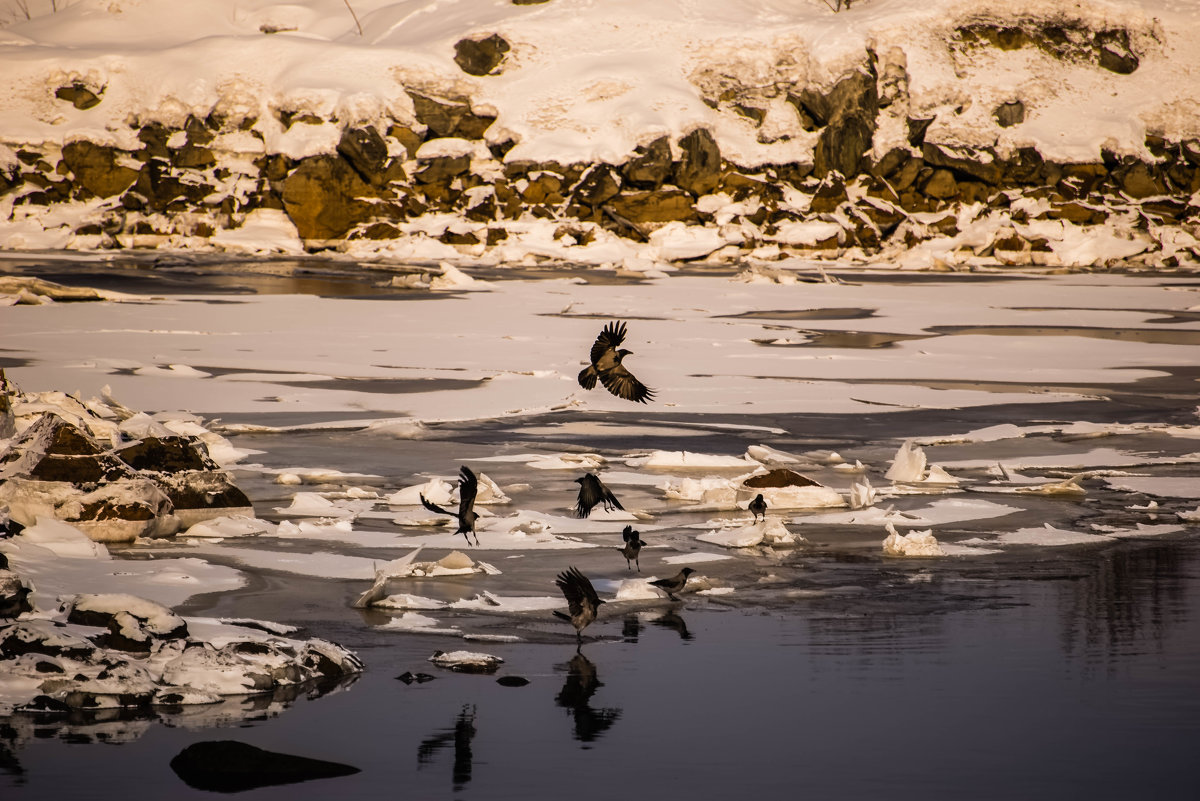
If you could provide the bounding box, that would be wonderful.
[152,470,254,529]
[454,33,510,76]
[674,128,722,196]
[337,126,389,185]
[280,155,381,241]
[114,435,220,473]
[622,137,672,189]
[606,189,697,223]
[0,570,32,619]
[810,69,879,178]
[408,92,495,140]
[1096,30,1139,74]
[923,143,1004,185]
[55,83,103,109]
[994,100,1026,128]
[571,164,621,207]
[60,141,138,199]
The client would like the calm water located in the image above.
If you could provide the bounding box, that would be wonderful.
[3,260,1200,798]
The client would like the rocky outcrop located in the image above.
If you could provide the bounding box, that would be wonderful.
[2,34,1198,269]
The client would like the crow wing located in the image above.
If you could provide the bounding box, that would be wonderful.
[457,466,478,517]
[598,362,654,404]
[556,566,600,616]
[622,525,638,545]
[589,321,627,365]
[420,494,456,519]
[575,474,602,518]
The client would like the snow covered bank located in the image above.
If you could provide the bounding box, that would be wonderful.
[0,0,1197,268]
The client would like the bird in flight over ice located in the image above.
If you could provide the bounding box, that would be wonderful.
[577,320,655,403]
[574,472,623,518]
[554,566,606,646]
[617,525,646,571]
[420,465,481,546]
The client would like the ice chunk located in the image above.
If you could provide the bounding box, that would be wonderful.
[849,477,877,509]
[885,440,927,482]
[184,515,275,539]
[428,650,503,672]
[882,523,945,557]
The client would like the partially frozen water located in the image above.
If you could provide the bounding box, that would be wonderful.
[3,258,1200,797]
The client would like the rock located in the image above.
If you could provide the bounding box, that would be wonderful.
[674,128,722,196]
[60,141,138,199]
[67,593,189,650]
[809,174,848,213]
[497,675,530,687]
[1045,201,1108,225]
[1096,30,1139,74]
[810,69,878,178]
[994,100,1026,128]
[171,741,360,793]
[0,620,97,660]
[0,570,32,619]
[280,155,381,241]
[337,126,389,185]
[454,33,510,76]
[114,435,220,473]
[55,83,102,110]
[606,189,697,223]
[171,144,215,169]
[921,168,958,199]
[622,137,673,189]
[153,470,253,529]
[907,116,934,147]
[571,164,621,207]
[1117,162,1166,198]
[407,92,494,140]
[923,143,1004,185]
[415,154,471,185]
[742,469,821,489]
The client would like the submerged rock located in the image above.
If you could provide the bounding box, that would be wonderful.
[171,740,360,792]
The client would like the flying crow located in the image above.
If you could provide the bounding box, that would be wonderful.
[649,567,695,601]
[577,320,655,403]
[574,472,623,518]
[617,525,645,571]
[554,566,606,645]
[748,493,767,522]
[420,465,481,546]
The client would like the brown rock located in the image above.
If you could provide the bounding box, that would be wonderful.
[921,169,958,199]
[622,137,672,189]
[454,34,510,76]
[994,100,1025,128]
[55,83,102,110]
[115,436,220,473]
[280,155,381,241]
[337,126,389,185]
[571,164,620,206]
[742,469,820,489]
[923,143,1003,185]
[675,128,722,196]
[408,92,494,140]
[606,190,697,224]
[60,141,138,199]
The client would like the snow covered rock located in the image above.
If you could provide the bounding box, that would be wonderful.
[428,650,503,674]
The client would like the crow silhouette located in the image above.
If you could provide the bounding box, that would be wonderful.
[749,493,767,522]
[420,466,480,546]
[577,321,654,403]
[574,473,623,518]
[554,566,606,646]
[617,525,645,571]
[649,567,695,601]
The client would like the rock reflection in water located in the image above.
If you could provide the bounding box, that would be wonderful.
[1057,542,1194,669]
[416,704,476,792]
[0,673,359,754]
[555,652,621,745]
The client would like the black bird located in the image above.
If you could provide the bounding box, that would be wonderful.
[577,320,655,403]
[749,493,767,522]
[554,566,606,645]
[574,472,623,518]
[617,525,645,571]
[649,567,695,601]
[420,465,481,546]
[555,652,622,743]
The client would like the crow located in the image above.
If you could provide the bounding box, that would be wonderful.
[554,566,606,646]
[577,320,655,403]
[574,472,623,518]
[617,525,645,571]
[749,493,767,522]
[420,465,481,546]
[649,567,695,601]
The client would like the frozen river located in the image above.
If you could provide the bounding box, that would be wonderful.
[2,257,1200,798]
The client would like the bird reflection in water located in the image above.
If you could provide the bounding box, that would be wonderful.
[653,608,693,640]
[622,613,642,642]
[416,704,476,791]
[555,652,621,745]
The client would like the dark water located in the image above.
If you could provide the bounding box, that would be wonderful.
[4,262,1200,798]
[5,537,1200,799]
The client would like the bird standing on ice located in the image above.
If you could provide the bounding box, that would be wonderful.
[577,320,655,403]
[617,525,646,571]
[749,493,767,522]
[649,567,695,601]
[554,566,606,646]
[420,465,481,546]
[574,473,623,518]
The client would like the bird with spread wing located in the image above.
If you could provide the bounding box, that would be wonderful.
[420,465,481,546]
[577,320,655,403]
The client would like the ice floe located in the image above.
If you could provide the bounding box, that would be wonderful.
[882,523,946,557]
[697,519,800,549]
